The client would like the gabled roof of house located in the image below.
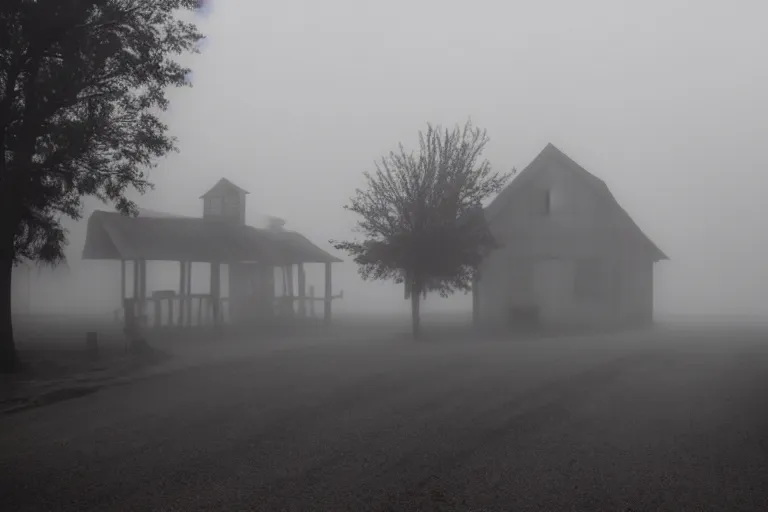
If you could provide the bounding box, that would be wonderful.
[485,143,668,261]
[82,210,342,264]
[199,178,250,199]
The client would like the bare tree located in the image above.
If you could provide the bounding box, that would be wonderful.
[333,121,513,337]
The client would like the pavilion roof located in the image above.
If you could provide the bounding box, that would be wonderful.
[82,210,342,264]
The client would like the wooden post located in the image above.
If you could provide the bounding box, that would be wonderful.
[132,260,139,298]
[308,285,315,318]
[216,262,222,324]
[210,261,221,326]
[139,259,147,328]
[132,260,140,326]
[229,262,240,325]
[167,297,174,327]
[324,262,332,326]
[123,297,136,348]
[178,261,186,327]
[120,259,126,306]
[286,264,294,318]
[154,296,162,329]
[186,262,193,326]
[263,265,276,320]
[297,264,306,318]
[115,259,126,323]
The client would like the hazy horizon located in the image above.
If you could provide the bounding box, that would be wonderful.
[11,0,768,320]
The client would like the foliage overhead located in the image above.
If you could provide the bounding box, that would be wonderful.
[333,120,514,297]
[0,0,203,265]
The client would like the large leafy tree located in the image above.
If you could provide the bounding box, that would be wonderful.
[0,0,202,372]
[333,121,513,337]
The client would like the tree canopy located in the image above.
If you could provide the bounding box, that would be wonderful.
[0,0,202,372]
[333,121,513,336]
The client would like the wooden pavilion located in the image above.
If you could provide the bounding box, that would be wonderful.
[81,178,342,334]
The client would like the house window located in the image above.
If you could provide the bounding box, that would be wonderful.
[532,188,551,215]
[574,258,603,300]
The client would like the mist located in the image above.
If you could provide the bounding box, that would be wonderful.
[12,0,768,321]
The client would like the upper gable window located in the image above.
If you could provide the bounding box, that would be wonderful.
[532,188,551,215]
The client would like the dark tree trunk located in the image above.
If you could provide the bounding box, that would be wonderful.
[1,59,18,373]
[410,284,421,339]
[0,235,16,373]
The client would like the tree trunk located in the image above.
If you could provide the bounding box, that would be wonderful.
[1,77,17,373]
[0,238,16,373]
[410,285,421,339]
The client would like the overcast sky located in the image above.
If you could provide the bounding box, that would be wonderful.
[23,0,768,318]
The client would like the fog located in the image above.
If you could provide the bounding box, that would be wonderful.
[12,0,768,320]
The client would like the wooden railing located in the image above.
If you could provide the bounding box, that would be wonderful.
[114,288,344,330]
[116,293,228,329]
